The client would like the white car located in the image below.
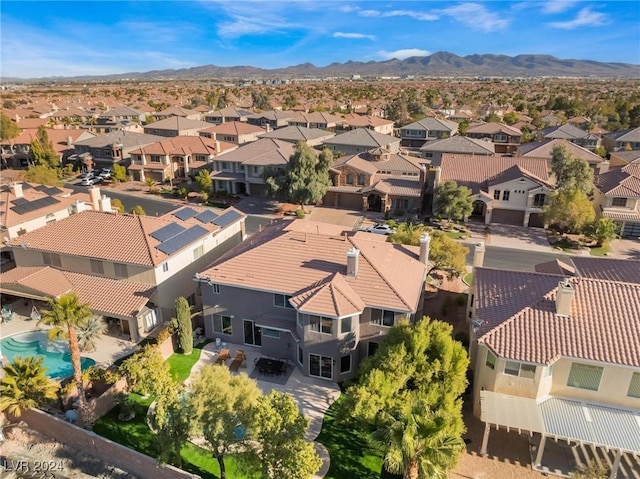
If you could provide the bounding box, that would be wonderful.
[364,224,396,235]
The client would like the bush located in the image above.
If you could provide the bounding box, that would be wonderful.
[173,186,189,199]
[393,208,405,217]
[155,326,172,345]
[295,209,305,219]
[454,332,470,350]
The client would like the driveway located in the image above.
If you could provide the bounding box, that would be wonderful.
[307,206,364,229]
[609,237,640,260]
[480,224,553,253]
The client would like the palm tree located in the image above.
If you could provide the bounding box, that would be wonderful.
[76,315,107,352]
[0,356,58,418]
[40,292,93,427]
[374,399,464,479]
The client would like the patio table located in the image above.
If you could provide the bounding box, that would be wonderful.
[255,357,285,375]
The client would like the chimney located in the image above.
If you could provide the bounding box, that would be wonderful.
[419,233,431,265]
[473,241,485,267]
[9,182,23,199]
[98,195,112,213]
[74,199,88,213]
[346,247,360,278]
[598,161,609,175]
[215,140,221,152]
[433,166,442,188]
[67,135,73,148]
[265,123,271,133]
[88,186,101,210]
[555,279,575,317]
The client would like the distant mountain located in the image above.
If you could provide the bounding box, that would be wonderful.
[5,52,640,82]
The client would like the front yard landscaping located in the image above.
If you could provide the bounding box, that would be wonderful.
[548,234,613,256]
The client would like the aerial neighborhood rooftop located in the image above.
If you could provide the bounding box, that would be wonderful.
[1,74,639,479]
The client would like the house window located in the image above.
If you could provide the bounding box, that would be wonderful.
[493,190,501,200]
[627,372,640,398]
[341,316,352,334]
[502,190,510,201]
[150,155,161,163]
[193,245,204,260]
[357,175,365,186]
[340,355,352,374]
[213,314,233,335]
[42,252,62,267]
[567,363,603,391]
[90,259,104,274]
[611,197,627,207]
[45,213,56,224]
[427,130,437,138]
[114,263,128,278]
[296,312,303,327]
[298,345,304,365]
[346,174,354,185]
[494,134,507,142]
[542,364,554,379]
[238,164,245,172]
[485,350,496,370]
[210,283,220,294]
[220,161,229,170]
[504,361,536,379]
[162,262,169,273]
[274,294,294,309]
[309,315,332,335]
[533,193,546,208]
[309,354,332,379]
[370,308,395,327]
[368,341,379,357]
[262,328,280,339]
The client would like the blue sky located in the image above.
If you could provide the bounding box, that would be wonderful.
[2,1,639,78]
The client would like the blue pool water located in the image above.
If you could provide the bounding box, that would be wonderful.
[1,331,95,379]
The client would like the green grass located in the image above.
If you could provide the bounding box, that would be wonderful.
[166,340,211,383]
[316,396,384,479]
[443,230,471,240]
[589,244,612,256]
[463,273,473,285]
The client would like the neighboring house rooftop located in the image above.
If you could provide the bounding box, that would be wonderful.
[203,121,265,136]
[467,122,521,136]
[541,124,591,140]
[7,206,245,267]
[73,130,165,149]
[198,219,427,314]
[604,127,640,143]
[474,266,640,367]
[325,128,399,148]
[401,117,458,132]
[342,114,394,129]
[595,162,640,197]
[258,125,335,143]
[419,135,495,155]
[128,136,234,157]
[517,138,602,165]
[215,138,297,166]
[145,117,211,131]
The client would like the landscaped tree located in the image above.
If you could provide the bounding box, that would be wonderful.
[174,296,193,355]
[586,217,618,247]
[373,398,464,479]
[0,112,21,141]
[119,345,170,397]
[76,315,107,352]
[111,164,129,183]
[129,205,146,215]
[550,144,594,195]
[109,198,124,214]
[188,364,262,479]
[544,188,596,233]
[151,384,191,468]
[250,391,322,479]
[0,356,58,418]
[339,318,468,479]
[195,169,212,202]
[145,177,157,192]
[30,126,60,167]
[40,292,94,428]
[433,180,473,223]
[24,164,62,186]
[388,225,468,278]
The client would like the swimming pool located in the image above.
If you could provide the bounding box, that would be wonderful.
[0,331,96,379]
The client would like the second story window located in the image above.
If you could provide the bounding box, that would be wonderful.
[42,252,62,267]
[114,263,128,278]
[90,259,104,275]
[193,245,204,260]
[533,193,546,208]
[628,372,640,398]
[357,175,365,186]
[346,174,354,185]
[493,190,501,200]
[502,190,510,201]
[611,197,627,207]
[162,262,169,273]
[494,134,507,142]
[567,363,603,391]
[504,361,536,379]
[370,308,395,327]
[341,316,352,334]
[309,315,332,334]
[274,293,294,309]
[485,350,496,370]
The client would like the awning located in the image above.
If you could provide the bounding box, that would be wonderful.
[480,391,640,454]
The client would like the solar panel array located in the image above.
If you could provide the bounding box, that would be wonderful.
[156,225,209,255]
[172,207,198,221]
[213,210,243,227]
[150,223,186,242]
[10,196,60,215]
[195,210,218,223]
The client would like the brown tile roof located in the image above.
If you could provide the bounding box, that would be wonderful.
[534,259,576,276]
[205,121,265,135]
[214,138,296,165]
[439,154,551,194]
[128,136,235,157]
[342,114,394,128]
[289,272,366,317]
[199,220,426,314]
[467,122,521,136]
[475,267,640,367]
[144,117,211,131]
[518,139,602,165]
[7,207,226,266]
[0,266,154,318]
[595,165,640,197]
[571,257,640,284]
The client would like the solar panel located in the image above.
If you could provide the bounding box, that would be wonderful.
[156,225,209,255]
[34,185,49,192]
[172,207,199,221]
[43,187,63,195]
[150,223,186,242]
[195,210,218,223]
[213,210,243,227]
[11,198,28,206]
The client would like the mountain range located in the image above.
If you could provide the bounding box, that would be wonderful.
[5,52,640,82]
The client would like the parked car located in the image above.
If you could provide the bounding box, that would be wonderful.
[364,223,396,235]
[81,176,103,186]
[98,168,111,179]
[79,171,94,180]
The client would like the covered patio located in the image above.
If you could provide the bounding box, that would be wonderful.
[480,391,640,478]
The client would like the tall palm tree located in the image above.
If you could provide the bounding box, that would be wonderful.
[374,399,464,479]
[76,315,107,352]
[0,356,58,418]
[40,292,93,427]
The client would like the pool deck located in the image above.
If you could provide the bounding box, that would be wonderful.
[0,301,137,368]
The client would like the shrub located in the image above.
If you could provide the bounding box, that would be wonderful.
[155,326,172,345]
[393,208,405,217]
[295,208,305,219]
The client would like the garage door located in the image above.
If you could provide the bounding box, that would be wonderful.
[338,193,363,210]
[528,213,546,228]
[622,222,640,238]
[491,209,525,226]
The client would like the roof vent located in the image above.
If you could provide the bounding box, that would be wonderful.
[555,279,574,318]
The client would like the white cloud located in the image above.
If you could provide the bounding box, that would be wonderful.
[333,32,376,40]
[358,9,438,21]
[440,3,510,32]
[548,7,608,29]
[541,0,581,14]
[338,5,359,13]
[378,49,431,60]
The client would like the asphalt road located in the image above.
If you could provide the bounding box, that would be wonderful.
[466,243,570,272]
